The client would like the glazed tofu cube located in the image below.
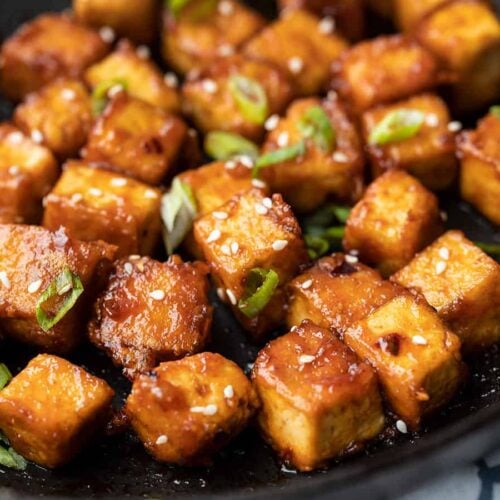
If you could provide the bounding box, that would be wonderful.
[193,189,308,340]
[343,295,465,429]
[85,40,181,114]
[162,0,265,75]
[126,352,259,465]
[43,161,162,257]
[392,231,500,350]
[458,110,500,225]
[0,225,116,353]
[287,253,404,332]
[83,93,187,185]
[182,54,293,141]
[0,13,110,102]
[89,256,213,379]
[0,124,58,224]
[361,94,458,190]
[244,9,348,97]
[253,320,384,471]
[74,0,158,44]
[259,96,364,213]
[330,35,439,114]
[0,354,114,468]
[394,0,448,31]
[343,171,443,277]
[13,78,93,160]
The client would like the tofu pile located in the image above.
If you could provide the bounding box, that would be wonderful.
[0,0,498,475]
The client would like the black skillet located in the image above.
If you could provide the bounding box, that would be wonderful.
[0,1,500,498]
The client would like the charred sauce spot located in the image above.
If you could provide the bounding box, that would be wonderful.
[376,333,401,356]
[330,261,357,277]
[142,137,164,154]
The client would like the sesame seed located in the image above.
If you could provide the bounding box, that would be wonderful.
[272,240,288,251]
[31,130,44,144]
[164,72,179,88]
[124,262,133,275]
[301,279,313,290]
[290,325,298,332]
[224,385,234,398]
[225,160,237,170]
[288,56,304,74]
[108,84,124,98]
[201,79,218,94]
[238,155,254,169]
[89,188,102,197]
[190,404,218,416]
[217,43,234,56]
[425,113,439,127]
[440,210,448,222]
[277,131,289,147]
[151,387,163,398]
[149,290,165,301]
[111,177,127,187]
[144,189,158,199]
[99,26,116,43]
[8,132,24,144]
[262,197,273,209]
[221,244,231,256]
[448,121,462,132]
[213,211,228,220]
[332,151,349,163]
[255,204,268,215]
[412,335,428,346]
[318,16,335,35]
[299,354,315,365]
[349,249,359,256]
[61,88,76,101]
[137,262,145,272]
[265,114,280,131]
[155,435,168,445]
[345,254,358,264]
[396,420,408,434]
[435,261,447,275]
[27,279,42,294]
[327,90,338,101]
[8,165,19,175]
[218,0,234,15]
[207,229,221,243]
[216,288,226,300]
[438,247,450,260]
[226,289,237,305]
[129,255,141,261]
[136,45,151,59]
[252,179,267,189]
[230,241,239,254]
[0,272,11,289]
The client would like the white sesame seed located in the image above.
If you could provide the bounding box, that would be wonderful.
[8,165,19,175]
[226,289,237,305]
[71,193,83,203]
[137,262,145,272]
[201,79,218,94]
[225,160,237,170]
[301,279,313,290]
[27,279,42,294]
[230,241,239,254]
[272,240,288,251]
[8,132,24,144]
[129,255,141,261]
[31,130,44,144]
[299,354,315,364]
[440,210,448,222]
[144,189,158,199]
[111,177,127,187]
[221,244,231,256]
[108,84,124,98]
[288,56,304,74]
[89,188,102,197]
[190,404,218,416]
[438,247,450,260]
[223,385,234,398]
[216,288,226,300]
[425,113,439,127]
[136,45,151,59]
[265,114,280,131]
[124,262,133,275]
[332,151,349,163]
[345,254,358,264]
[238,155,254,169]
[349,249,359,256]
[318,16,335,35]
[327,90,338,101]
[262,197,273,209]
[217,43,235,56]
[149,290,165,301]
[61,88,76,101]
[207,229,221,243]
[155,435,168,445]
[213,211,228,220]
[290,325,298,332]
[435,261,447,275]
[255,204,268,215]
[448,121,462,132]
[164,72,179,88]
[396,420,408,434]
[151,387,163,398]
[218,0,234,15]
[0,272,11,289]
[412,335,428,346]
[252,179,267,189]
[277,131,289,147]
[99,26,116,43]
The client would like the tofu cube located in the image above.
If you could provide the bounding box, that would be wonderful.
[125,352,259,465]
[252,320,384,471]
[0,13,110,101]
[392,231,500,350]
[330,35,439,114]
[83,93,187,185]
[162,0,265,75]
[182,54,293,141]
[244,9,348,97]
[0,354,114,468]
[89,256,213,379]
[361,93,458,190]
[0,124,58,224]
[0,225,116,353]
[14,78,93,160]
[343,171,443,277]
[43,161,162,258]
[85,40,180,114]
[343,295,465,429]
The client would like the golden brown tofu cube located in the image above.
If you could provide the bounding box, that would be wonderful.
[89,256,212,379]
[0,13,110,102]
[253,320,384,471]
[0,225,116,353]
[43,161,162,258]
[244,9,348,97]
[343,171,443,277]
[194,188,308,340]
[0,124,58,224]
[74,0,158,44]
[287,253,404,332]
[392,231,500,350]
[343,295,465,429]
[162,0,265,75]
[182,54,293,141]
[330,35,439,114]
[126,352,259,465]
[83,93,187,185]
[0,354,114,468]
[85,40,181,114]
[361,93,458,190]
[259,95,364,213]
[458,111,500,225]
[14,78,92,160]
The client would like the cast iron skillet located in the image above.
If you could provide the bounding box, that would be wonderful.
[0,1,500,498]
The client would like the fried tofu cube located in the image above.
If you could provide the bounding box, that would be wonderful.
[89,256,212,379]
[0,13,110,102]
[330,35,439,114]
[0,124,58,224]
[162,0,265,75]
[43,161,162,257]
[126,352,259,465]
[361,94,458,190]
[194,189,308,340]
[0,354,114,468]
[13,78,92,160]
[85,40,180,114]
[182,54,293,141]
[343,171,443,277]
[253,320,384,471]
[74,0,158,44]
[394,0,448,31]
[392,231,500,350]
[244,10,348,97]
[458,110,500,225]
[0,225,116,353]
[82,93,187,185]
[287,253,404,332]
[343,295,465,429]
[259,96,364,213]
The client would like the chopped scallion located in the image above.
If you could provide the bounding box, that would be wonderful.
[252,140,306,178]
[369,109,425,146]
[475,241,500,257]
[204,131,259,161]
[229,75,268,125]
[490,106,500,119]
[238,268,279,318]
[0,433,27,471]
[91,78,128,116]
[0,364,12,391]
[304,235,330,260]
[297,105,336,153]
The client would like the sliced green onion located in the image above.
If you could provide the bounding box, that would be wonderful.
[490,106,500,119]
[475,241,500,257]
[304,235,330,260]
[0,433,27,471]
[238,268,279,318]
[91,78,128,116]
[252,140,306,178]
[331,206,350,224]
[166,0,217,19]
[204,131,259,161]
[166,0,190,16]
[229,75,268,125]
[0,364,12,390]
[369,109,426,146]
[161,177,197,255]
[323,226,345,240]
[297,105,336,153]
